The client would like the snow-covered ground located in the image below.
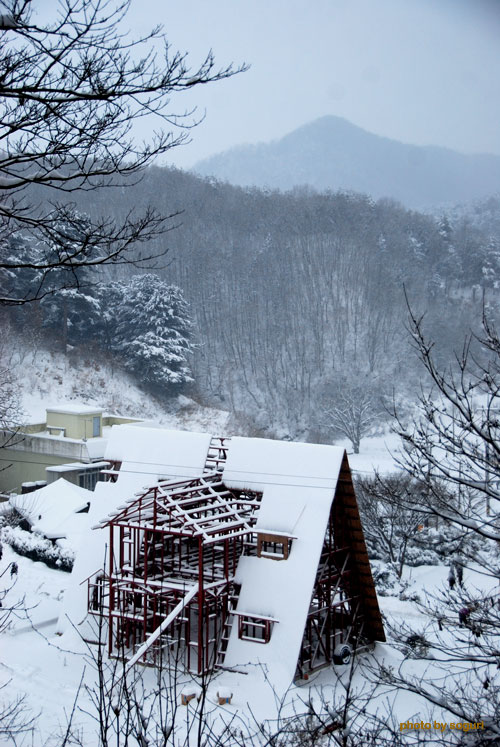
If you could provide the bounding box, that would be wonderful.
[3,533,491,744]
[339,432,402,476]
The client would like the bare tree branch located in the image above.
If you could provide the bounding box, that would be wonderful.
[0,0,248,304]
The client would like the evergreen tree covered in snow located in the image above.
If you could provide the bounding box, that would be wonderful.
[6,245,194,392]
[42,287,102,347]
[5,209,96,306]
[92,280,127,350]
[114,274,193,390]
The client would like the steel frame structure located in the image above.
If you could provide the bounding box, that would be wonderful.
[297,506,363,677]
[91,470,262,674]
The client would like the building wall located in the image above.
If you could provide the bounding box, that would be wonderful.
[46,410,102,439]
[0,449,81,493]
[0,431,92,494]
[0,413,143,495]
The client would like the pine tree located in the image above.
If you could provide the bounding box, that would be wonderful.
[115,274,193,391]
[0,234,38,303]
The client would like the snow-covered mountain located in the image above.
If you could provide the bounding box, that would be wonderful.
[194,116,500,209]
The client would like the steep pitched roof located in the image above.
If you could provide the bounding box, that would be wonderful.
[220,437,346,685]
[59,427,385,667]
[334,452,385,642]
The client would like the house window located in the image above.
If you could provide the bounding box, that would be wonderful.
[93,416,101,437]
[238,615,273,644]
[79,468,104,491]
[257,532,292,560]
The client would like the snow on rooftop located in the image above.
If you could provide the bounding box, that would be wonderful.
[10,479,91,542]
[222,437,345,689]
[226,485,335,688]
[46,461,110,473]
[58,427,214,633]
[60,432,348,684]
[57,480,119,633]
[47,404,102,415]
[105,425,212,491]
[223,436,345,492]
[85,438,107,459]
[254,486,305,535]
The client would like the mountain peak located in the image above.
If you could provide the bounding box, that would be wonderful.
[193,117,500,209]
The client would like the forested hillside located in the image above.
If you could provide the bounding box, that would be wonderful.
[6,167,500,440]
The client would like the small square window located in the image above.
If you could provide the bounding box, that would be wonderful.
[257,532,292,560]
[238,615,273,643]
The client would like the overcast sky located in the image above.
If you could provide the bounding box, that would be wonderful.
[121,1,500,169]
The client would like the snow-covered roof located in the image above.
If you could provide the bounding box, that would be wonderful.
[46,461,110,473]
[223,436,344,491]
[84,438,107,459]
[221,437,345,687]
[58,480,119,630]
[104,424,212,491]
[46,405,102,415]
[11,478,91,541]
[58,429,382,685]
[58,426,214,632]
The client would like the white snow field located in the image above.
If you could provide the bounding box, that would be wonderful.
[8,342,231,436]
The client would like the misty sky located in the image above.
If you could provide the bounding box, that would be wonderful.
[125,0,500,170]
[32,0,500,170]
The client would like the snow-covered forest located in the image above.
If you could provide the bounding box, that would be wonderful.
[7,175,500,442]
[2,0,500,744]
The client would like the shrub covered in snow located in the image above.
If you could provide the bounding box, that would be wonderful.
[413,525,483,563]
[1,526,74,572]
[371,563,401,596]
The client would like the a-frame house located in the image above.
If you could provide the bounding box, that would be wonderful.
[80,428,384,684]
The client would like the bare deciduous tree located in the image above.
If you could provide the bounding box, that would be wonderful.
[322,379,381,454]
[0,364,23,454]
[0,0,246,305]
[394,305,500,541]
[371,304,500,744]
[356,474,430,578]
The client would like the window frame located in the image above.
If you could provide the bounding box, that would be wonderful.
[236,613,277,644]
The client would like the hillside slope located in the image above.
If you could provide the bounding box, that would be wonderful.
[5,336,230,435]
